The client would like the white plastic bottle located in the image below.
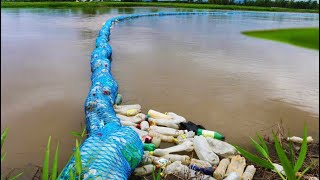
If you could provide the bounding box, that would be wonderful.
[242,165,256,180]
[225,155,246,178]
[140,121,150,131]
[148,109,172,119]
[193,136,220,165]
[148,130,175,143]
[116,113,146,124]
[149,126,184,137]
[164,161,189,178]
[213,158,230,180]
[153,141,194,156]
[134,164,155,176]
[114,104,141,116]
[120,120,136,127]
[223,172,240,180]
[149,118,179,129]
[206,137,237,158]
[166,112,187,123]
[161,154,191,165]
[151,136,161,148]
[130,126,148,138]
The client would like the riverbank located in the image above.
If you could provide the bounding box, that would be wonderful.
[1,2,319,13]
[242,27,319,50]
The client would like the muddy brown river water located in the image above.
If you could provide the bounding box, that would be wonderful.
[1,8,319,179]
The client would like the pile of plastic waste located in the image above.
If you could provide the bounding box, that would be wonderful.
[114,95,256,180]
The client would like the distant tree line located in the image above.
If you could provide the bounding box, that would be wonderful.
[1,0,319,10]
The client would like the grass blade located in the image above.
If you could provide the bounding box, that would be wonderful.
[1,128,9,149]
[74,139,82,178]
[51,141,60,180]
[256,133,269,156]
[70,169,75,180]
[273,132,295,180]
[297,160,317,180]
[70,132,82,137]
[250,137,269,159]
[8,172,23,180]
[1,152,7,163]
[234,145,274,169]
[152,166,156,180]
[294,125,308,173]
[287,131,295,167]
[42,136,51,180]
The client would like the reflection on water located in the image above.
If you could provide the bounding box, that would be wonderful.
[1,7,319,179]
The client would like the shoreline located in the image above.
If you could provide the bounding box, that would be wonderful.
[1,2,319,13]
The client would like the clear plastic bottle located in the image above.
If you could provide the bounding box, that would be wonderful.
[148,109,172,119]
[161,154,190,165]
[193,136,220,165]
[140,121,150,131]
[225,155,246,178]
[149,126,184,137]
[153,141,194,156]
[134,164,155,176]
[148,130,175,143]
[148,118,179,129]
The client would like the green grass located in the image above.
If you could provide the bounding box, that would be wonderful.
[242,27,319,50]
[1,2,318,13]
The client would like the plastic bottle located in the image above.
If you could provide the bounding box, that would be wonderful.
[148,109,172,119]
[206,137,237,158]
[272,163,286,176]
[197,129,225,141]
[140,121,150,131]
[151,136,161,148]
[180,121,203,133]
[193,136,220,165]
[115,94,122,105]
[114,104,141,110]
[223,172,240,180]
[225,155,246,178]
[166,112,187,123]
[175,134,194,145]
[164,161,189,178]
[153,141,194,156]
[142,135,153,143]
[149,126,184,137]
[242,165,256,180]
[114,104,141,116]
[162,154,190,165]
[120,120,136,127]
[134,164,155,176]
[213,158,230,180]
[143,143,156,151]
[148,130,175,143]
[148,118,179,129]
[287,136,313,143]
[130,126,148,138]
[116,113,146,124]
[189,158,214,175]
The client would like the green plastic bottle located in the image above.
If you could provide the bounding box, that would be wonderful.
[143,143,156,151]
[197,129,225,141]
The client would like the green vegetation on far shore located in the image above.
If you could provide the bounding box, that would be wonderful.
[1,2,318,13]
[242,27,319,50]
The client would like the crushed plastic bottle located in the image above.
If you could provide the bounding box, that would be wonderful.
[164,161,189,178]
[134,164,155,176]
[206,137,237,158]
[148,118,179,129]
[148,109,172,119]
[242,165,256,180]
[130,126,148,138]
[225,155,246,178]
[180,121,203,133]
[193,136,220,165]
[272,163,286,176]
[149,126,184,137]
[162,154,191,165]
[175,134,194,144]
[213,158,230,180]
[114,104,141,116]
[120,120,136,127]
[153,141,194,156]
[166,112,187,123]
[189,158,214,175]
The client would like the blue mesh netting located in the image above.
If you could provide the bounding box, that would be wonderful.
[60,11,266,179]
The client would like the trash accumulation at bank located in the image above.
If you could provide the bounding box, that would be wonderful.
[116,102,257,180]
[58,12,318,180]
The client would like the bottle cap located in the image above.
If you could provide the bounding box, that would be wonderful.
[145,114,150,121]
[197,129,203,136]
